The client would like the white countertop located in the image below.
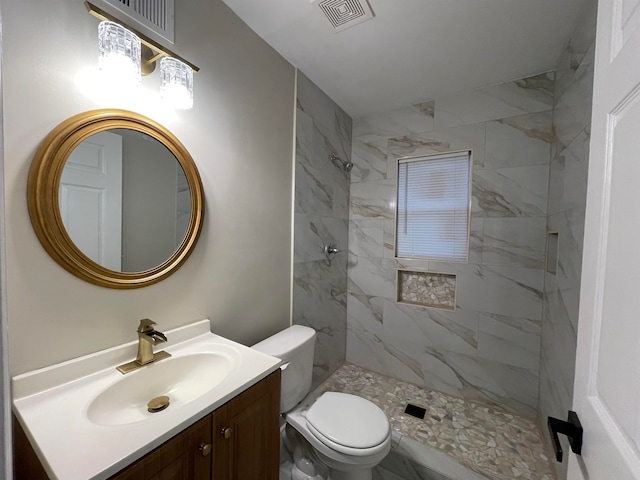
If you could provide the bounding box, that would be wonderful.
[12,319,281,480]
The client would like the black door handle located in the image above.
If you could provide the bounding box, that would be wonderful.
[547,410,583,462]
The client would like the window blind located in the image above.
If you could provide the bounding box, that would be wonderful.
[396,151,471,261]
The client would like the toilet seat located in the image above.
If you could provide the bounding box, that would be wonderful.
[305,392,390,456]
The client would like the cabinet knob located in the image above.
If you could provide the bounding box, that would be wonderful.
[199,443,212,456]
[221,427,233,439]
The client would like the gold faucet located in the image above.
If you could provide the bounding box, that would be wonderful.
[117,319,172,374]
[136,319,168,364]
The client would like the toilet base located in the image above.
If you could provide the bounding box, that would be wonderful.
[283,422,381,480]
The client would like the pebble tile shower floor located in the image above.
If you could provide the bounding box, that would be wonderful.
[317,363,556,480]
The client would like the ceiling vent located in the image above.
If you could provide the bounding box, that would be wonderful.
[314,0,375,32]
[89,0,175,44]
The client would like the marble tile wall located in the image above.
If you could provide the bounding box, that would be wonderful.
[347,72,555,419]
[539,1,597,479]
[294,71,352,388]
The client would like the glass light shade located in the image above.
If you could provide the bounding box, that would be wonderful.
[98,21,141,88]
[160,57,194,109]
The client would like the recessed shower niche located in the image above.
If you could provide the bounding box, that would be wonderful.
[546,232,559,276]
[396,270,456,310]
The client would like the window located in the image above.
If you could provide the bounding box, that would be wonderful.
[395,151,471,261]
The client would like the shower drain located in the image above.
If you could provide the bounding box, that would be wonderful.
[404,403,426,419]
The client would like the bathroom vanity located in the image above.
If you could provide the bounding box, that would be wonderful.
[15,369,280,479]
[11,320,282,480]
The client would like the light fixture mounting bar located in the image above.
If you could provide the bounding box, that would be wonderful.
[85,1,199,73]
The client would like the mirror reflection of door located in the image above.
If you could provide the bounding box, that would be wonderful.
[59,129,190,273]
[59,131,123,271]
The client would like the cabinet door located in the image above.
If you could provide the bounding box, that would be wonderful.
[109,414,212,480]
[212,369,281,480]
[13,415,50,480]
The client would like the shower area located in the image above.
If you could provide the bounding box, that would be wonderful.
[290,1,595,477]
[292,71,352,389]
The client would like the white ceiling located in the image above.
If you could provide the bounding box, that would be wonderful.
[222,0,590,118]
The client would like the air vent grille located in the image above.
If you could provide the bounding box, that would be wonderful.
[93,0,174,43]
[315,0,375,32]
[120,0,168,30]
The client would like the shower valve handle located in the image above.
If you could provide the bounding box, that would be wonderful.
[324,243,343,266]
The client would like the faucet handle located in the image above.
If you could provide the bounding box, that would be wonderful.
[152,331,168,343]
[137,318,157,333]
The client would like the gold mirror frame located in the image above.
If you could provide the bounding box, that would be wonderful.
[27,109,205,289]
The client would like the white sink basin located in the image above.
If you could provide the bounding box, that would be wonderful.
[87,349,238,426]
[12,319,282,480]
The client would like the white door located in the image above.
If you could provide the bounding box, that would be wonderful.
[570,0,640,478]
[59,131,123,271]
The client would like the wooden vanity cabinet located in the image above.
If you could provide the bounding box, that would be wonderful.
[109,414,212,480]
[111,369,281,480]
[211,366,280,479]
[14,369,281,480]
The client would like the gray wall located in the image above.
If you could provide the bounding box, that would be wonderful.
[3,0,295,375]
[539,1,597,478]
[347,73,555,418]
[293,72,352,388]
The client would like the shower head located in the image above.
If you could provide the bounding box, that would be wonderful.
[329,154,353,173]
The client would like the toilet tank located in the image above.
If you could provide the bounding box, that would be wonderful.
[252,325,315,413]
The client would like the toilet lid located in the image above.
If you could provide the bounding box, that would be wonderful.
[306,392,390,450]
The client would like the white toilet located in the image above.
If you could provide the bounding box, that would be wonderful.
[253,325,391,480]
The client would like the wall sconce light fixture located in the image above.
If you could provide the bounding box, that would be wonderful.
[160,57,194,110]
[98,21,141,88]
[87,1,199,109]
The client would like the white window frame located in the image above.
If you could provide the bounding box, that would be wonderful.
[394,150,473,262]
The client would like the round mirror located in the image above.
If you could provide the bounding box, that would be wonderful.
[27,109,205,289]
